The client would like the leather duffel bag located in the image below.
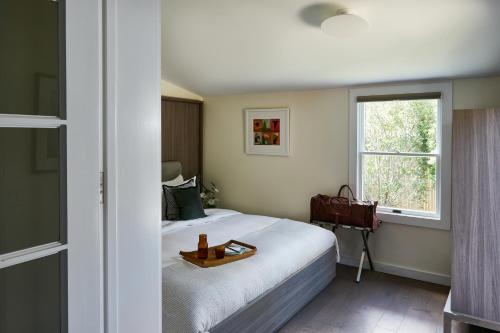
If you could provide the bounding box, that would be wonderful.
[310,185,381,231]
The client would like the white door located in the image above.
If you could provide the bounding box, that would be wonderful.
[0,1,103,332]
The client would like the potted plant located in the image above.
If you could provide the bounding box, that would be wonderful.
[200,182,220,208]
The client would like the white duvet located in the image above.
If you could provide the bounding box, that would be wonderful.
[162,209,338,333]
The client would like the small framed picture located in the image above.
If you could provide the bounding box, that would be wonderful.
[245,108,289,156]
[35,73,60,172]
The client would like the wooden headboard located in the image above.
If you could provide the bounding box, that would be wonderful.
[161,96,203,180]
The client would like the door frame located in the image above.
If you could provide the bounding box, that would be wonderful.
[104,0,163,332]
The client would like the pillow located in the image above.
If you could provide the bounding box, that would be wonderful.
[171,186,206,220]
[162,176,197,220]
[161,175,184,220]
[163,174,184,187]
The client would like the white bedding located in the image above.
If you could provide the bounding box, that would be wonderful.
[162,209,339,333]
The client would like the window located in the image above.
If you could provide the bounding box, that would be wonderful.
[349,83,452,229]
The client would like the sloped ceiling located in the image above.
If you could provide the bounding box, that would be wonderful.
[162,0,500,96]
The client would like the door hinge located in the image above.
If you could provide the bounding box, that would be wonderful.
[100,172,104,204]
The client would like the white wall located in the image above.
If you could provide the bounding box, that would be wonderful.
[203,76,500,285]
[453,76,500,109]
[161,80,203,101]
[105,0,162,332]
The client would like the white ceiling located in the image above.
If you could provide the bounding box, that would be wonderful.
[162,0,500,96]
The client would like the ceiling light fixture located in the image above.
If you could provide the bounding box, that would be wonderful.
[321,9,369,37]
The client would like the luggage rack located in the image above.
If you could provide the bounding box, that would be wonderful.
[311,220,379,283]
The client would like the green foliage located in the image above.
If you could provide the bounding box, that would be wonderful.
[362,100,437,212]
[200,182,219,208]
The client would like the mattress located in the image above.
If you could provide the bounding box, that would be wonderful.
[162,209,339,333]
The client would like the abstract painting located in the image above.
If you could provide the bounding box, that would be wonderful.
[245,108,289,156]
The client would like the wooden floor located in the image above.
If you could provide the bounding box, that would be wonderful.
[279,265,495,333]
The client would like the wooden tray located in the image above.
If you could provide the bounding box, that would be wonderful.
[179,240,257,268]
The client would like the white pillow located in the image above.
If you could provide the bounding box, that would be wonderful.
[162,175,184,220]
[163,174,184,187]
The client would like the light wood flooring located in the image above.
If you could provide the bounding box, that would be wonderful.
[279,265,496,333]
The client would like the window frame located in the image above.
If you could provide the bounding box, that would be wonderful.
[349,82,452,230]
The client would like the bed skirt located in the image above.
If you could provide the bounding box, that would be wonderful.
[210,246,337,333]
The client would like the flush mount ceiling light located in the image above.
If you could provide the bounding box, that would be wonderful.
[321,9,369,37]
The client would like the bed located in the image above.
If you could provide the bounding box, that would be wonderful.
[161,209,339,333]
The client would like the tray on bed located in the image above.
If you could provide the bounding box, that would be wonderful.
[179,240,257,268]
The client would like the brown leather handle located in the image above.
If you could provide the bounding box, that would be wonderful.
[337,184,357,201]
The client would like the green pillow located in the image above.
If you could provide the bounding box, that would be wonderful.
[172,186,207,220]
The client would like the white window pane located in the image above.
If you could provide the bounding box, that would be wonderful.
[362,154,437,213]
[362,99,438,153]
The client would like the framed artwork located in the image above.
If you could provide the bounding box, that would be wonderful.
[35,74,60,172]
[36,74,59,116]
[245,108,289,156]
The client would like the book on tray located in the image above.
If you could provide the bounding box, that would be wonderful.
[225,243,250,255]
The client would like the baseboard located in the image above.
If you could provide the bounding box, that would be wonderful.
[339,255,451,286]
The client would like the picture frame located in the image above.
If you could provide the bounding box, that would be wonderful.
[245,108,289,156]
[35,73,60,172]
[36,73,59,117]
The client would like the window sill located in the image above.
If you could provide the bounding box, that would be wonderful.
[377,211,450,230]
